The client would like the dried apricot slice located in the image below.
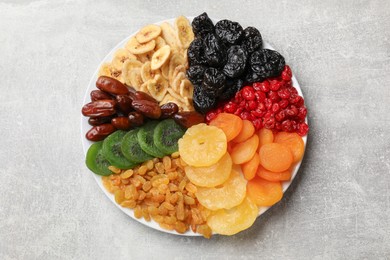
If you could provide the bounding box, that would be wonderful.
[209,113,243,142]
[274,132,305,163]
[259,143,293,172]
[196,168,246,210]
[257,128,274,152]
[231,134,259,164]
[207,197,258,236]
[247,177,283,206]
[241,153,260,181]
[232,120,255,143]
[178,124,227,167]
[185,153,232,187]
[256,165,292,182]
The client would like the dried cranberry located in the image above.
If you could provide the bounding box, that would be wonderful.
[269,91,280,102]
[264,98,273,110]
[288,87,298,95]
[275,110,286,122]
[258,102,266,111]
[234,107,244,116]
[253,81,270,92]
[255,91,266,102]
[224,102,237,113]
[240,111,253,121]
[251,108,264,118]
[281,65,292,81]
[252,119,263,130]
[205,111,218,122]
[269,79,283,91]
[297,122,309,136]
[271,103,280,113]
[246,100,257,110]
[298,107,307,119]
[241,86,256,101]
[263,117,275,129]
[281,119,294,132]
[279,100,289,109]
[278,89,291,99]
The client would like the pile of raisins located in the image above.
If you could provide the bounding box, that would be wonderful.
[187,12,286,114]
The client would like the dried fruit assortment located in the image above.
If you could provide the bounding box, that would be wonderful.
[82,13,309,238]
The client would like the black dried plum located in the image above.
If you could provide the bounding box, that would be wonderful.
[186,65,206,85]
[244,69,264,83]
[203,68,226,88]
[219,78,243,101]
[193,85,218,114]
[249,49,285,78]
[215,19,244,45]
[203,34,227,67]
[223,45,247,78]
[187,38,205,66]
[242,27,262,53]
[192,12,214,37]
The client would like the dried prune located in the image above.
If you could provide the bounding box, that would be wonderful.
[187,38,205,66]
[241,27,262,53]
[193,85,218,114]
[223,45,247,78]
[249,49,285,78]
[186,65,206,85]
[215,19,244,45]
[220,78,243,101]
[244,69,264,83]
[203,68,226,88]
[192,12,214,37]
[203,34,227,67]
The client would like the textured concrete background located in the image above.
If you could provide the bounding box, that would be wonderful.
[1,0,389,259]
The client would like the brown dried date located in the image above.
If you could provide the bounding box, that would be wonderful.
[116,95,133,114]
[88,116,113,126]
[96,76,129,95]
[131,91,158,104]
[128,112,144,126]
[111,117,132,130]
[173,111,205,128]
[90,90,113,101]
[131,100,161,119]
[160,102,179,119]
[86,123,116,141]
[82,100,116,117]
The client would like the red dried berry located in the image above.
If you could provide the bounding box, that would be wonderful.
[278,89,291,99]
[297,122,309,136]
[241,86,256,101]
[281,65,292,81]
[224,102,237,113]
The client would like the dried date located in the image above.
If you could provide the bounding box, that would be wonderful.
[111,117,132,130]
[96,76,129,95]
[131,100,161,119]
[160,102,179,119]
[86,123,116,141]
[82,100,116,117]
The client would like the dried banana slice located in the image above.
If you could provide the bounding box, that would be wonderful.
[174,16,194,49]
[161,62,170,80]
[136,24,161,43]
[168,54,185,81]
[171,71,186,92]
[125,37,156,55]
[112,48,137,71]
[151,45,171,70]
[141,61,160,82]
[129,68,143,89]
[154,36,166,50]
[111,70,125,83]
[179,78,194,98]
[160,22,179,48]
[98,62,113,77]
[137,50,154,63]
[147,75,168,101]
[122,59,143,86]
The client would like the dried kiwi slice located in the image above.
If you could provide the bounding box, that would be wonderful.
[137,121,165,158]
[85,141,112,176]
[102,130,137,169]
[121,129,154,163]
[153,119,185,155]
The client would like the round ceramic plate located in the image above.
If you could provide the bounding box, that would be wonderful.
[81,17,307,236]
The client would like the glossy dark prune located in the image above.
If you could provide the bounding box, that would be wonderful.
[187,38,206,66]
[203,68,226,88]
[203,33,226,67]
[223,45,247,78]
[244,69,264,83]
[215,19,244,45]
[241,27,262,53]
[219,78,243,101]
[186,65,206,85]
[193,85,218,114]
[191,12,214,37]
[249,49,285,78]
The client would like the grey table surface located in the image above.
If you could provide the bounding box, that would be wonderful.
[1,0,389,259]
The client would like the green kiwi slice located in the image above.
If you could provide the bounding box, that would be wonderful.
[137,121,165,158]
[85,141,112,176]
[102,130,137,169]
[153,119,185,155]
[121,129,154,163]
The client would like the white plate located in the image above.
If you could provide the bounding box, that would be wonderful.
[81,17,307,236]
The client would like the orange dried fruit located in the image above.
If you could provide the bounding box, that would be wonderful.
[232,120,255,143]
[241,153,260,181]
[247,177,283,207]
[274,132,305,163]
[209,113,243,142]
[259,143,293,172]
[185,153,232,187]
[231,134,259,164]
[257,128,274,152]
[256,165,292,182]
[178,124,227,167]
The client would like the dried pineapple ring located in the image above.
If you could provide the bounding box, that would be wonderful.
[178,124,227,167]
